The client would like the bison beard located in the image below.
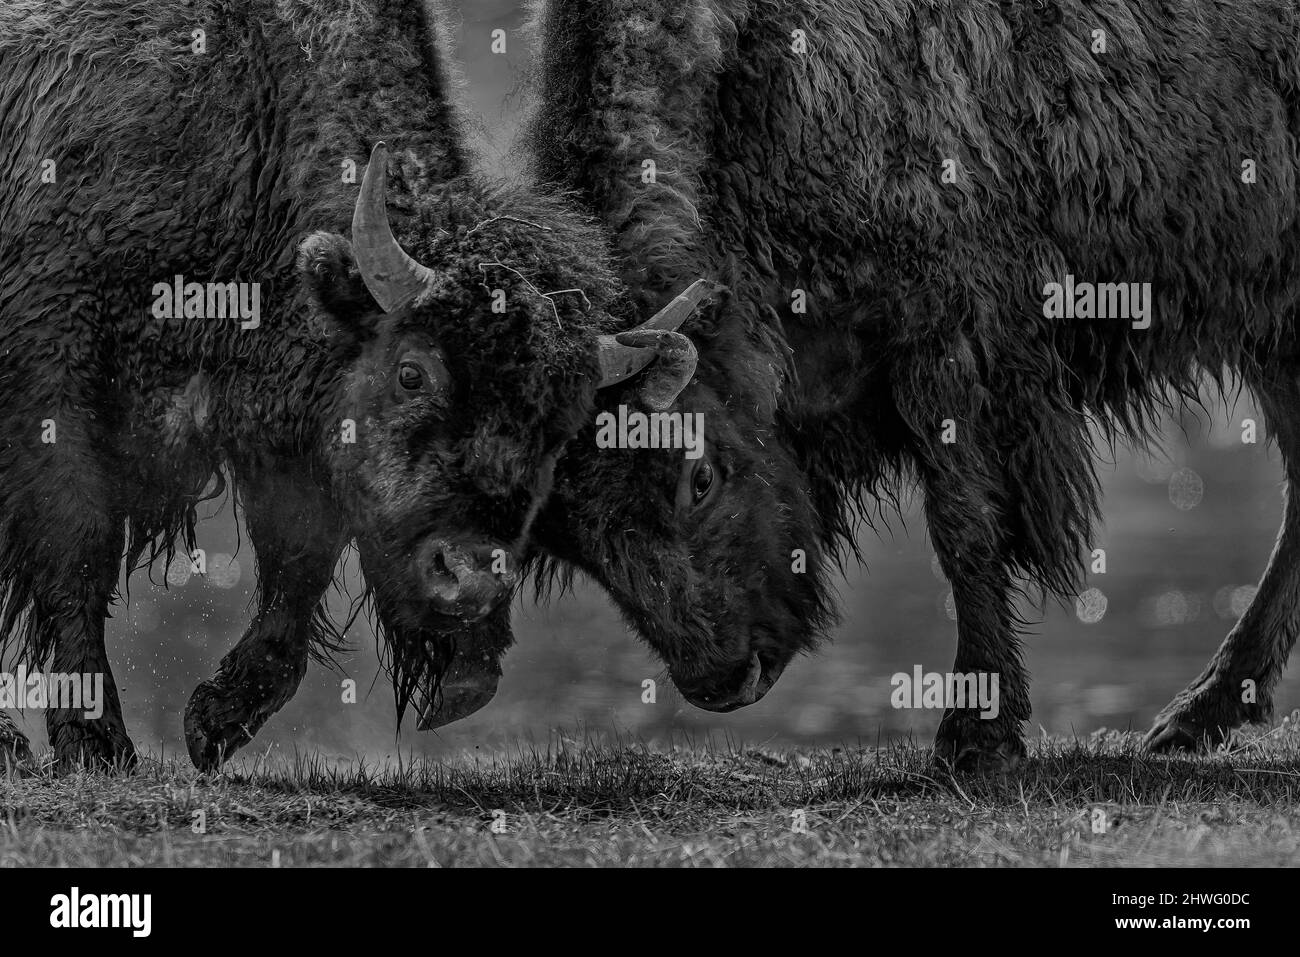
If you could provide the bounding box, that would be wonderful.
[524,0,1300,768]
[0,0,711,771]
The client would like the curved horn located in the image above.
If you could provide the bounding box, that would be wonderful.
[351,142,437,312]
[614,328,698,411]
[596,279,718,390]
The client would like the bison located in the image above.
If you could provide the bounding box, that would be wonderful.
[0,0,703,770]
[517,0,1300,768]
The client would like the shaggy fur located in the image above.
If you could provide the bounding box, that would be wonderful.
[524,0,1300,764]
[0,0,631,769]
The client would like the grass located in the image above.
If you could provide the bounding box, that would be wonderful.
[4,724,1300,866]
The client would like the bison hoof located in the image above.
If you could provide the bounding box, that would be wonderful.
[184,680,258,772]
[48,719,137,774]
[933,720,1025,774]
[1145,680,1256,753]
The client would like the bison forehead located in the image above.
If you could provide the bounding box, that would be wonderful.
[459,429,547,499]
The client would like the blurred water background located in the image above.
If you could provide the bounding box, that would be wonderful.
[10,2,1298,761]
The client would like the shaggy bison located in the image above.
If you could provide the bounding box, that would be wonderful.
[0,0,702,769]
[522,0,1300,768]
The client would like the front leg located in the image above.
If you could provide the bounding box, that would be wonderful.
[1146,371,1300,751]
[922,469,1029,772]
[184,465,346,770]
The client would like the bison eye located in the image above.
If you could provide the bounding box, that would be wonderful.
[692,460,715,502]
[397,361,424,392]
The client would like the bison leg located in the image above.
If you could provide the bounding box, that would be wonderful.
[39,506,136,772]
[0,379,135,770]
[923,472,1029,772]
[1147,373,1300,751]
[0,711,33,769]
[42,607,136,773]
[184,467,345,771]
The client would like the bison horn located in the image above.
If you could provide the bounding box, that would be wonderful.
[596,279,717,406]
[351,142,438,312]
[613,329,698,411]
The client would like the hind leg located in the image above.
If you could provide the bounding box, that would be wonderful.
[0,375,135,770]
[1147,371,1300,751]
[184,464,346,770]
[30,470,135,770]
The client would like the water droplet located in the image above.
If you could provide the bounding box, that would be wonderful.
[1076,587,1107,624]
[1153,589,1201,626]
[1168,468,1204,510]
[207,554,242,589]
[1230,584,1258,618]
[166,554,192,586]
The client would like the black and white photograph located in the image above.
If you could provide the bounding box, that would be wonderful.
[0,0,1291,921]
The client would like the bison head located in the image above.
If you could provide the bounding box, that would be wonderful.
[295,144,713,723]
[535,293,832,713]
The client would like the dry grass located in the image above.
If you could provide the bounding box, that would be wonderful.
[4,726,1300,866]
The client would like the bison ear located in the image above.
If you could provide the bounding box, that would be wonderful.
[296,231,380,331]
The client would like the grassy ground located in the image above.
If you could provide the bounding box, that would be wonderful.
[4,724,1300,866]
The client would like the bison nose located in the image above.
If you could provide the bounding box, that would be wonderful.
[674,652,786,713]
[418,539,517,621]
